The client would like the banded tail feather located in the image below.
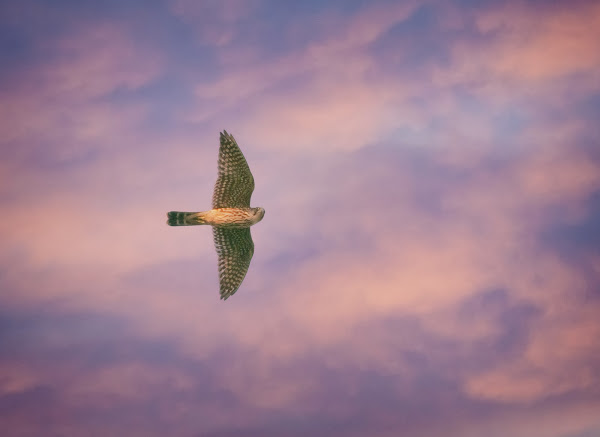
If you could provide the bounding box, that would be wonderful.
[166,211,207,226]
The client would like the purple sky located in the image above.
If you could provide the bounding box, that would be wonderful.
[1,0,600,436]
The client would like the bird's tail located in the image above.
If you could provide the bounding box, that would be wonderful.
[166,211,208,226]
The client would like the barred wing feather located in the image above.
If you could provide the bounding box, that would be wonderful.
[212,131,255,209]
[213,227,255,300]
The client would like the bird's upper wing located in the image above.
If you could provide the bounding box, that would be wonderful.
[213,227,255,300]
[212,131,255,209]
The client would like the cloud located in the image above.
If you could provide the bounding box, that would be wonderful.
[0,18,163,166]
[176,0,600,158]
[2,0,600,436]
[185,1,421,151]
[169,0,260,46]
[474,1,600,80]
[433,0,600,107]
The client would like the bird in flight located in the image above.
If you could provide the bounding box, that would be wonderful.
[166,131,265,300]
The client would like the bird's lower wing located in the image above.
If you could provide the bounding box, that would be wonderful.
[212,227,255,300]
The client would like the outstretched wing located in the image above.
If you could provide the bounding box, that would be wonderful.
[213,227,255,300]
[212,131,255,209]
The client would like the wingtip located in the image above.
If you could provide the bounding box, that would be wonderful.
[220,130,235,141]
[220,289,238,300]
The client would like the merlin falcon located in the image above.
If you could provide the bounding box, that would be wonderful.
[166,131,265,300]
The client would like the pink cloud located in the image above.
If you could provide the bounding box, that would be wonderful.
[434,1,600,104]
[187,1,421,151]
[465,301,600,403]
[183,0,600,157]
[474,1,600,81]
[456,400,600,437]
[169,0,260,46]
[0,21,162,150]
[43,23,162,99]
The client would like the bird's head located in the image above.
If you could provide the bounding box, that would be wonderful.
[253,207,265,222]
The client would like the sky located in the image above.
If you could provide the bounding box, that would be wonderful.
[1,0,599,436]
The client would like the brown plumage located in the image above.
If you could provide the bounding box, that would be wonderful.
[166,131,265,299]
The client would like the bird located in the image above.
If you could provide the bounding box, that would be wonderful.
[166,130,265,300]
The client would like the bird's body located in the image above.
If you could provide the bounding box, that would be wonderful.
[167,207,265,228]
[166,131,264,300]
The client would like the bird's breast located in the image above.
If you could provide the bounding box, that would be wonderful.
[208,208,257,228]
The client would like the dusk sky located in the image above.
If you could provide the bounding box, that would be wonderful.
[1,0,600,436]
